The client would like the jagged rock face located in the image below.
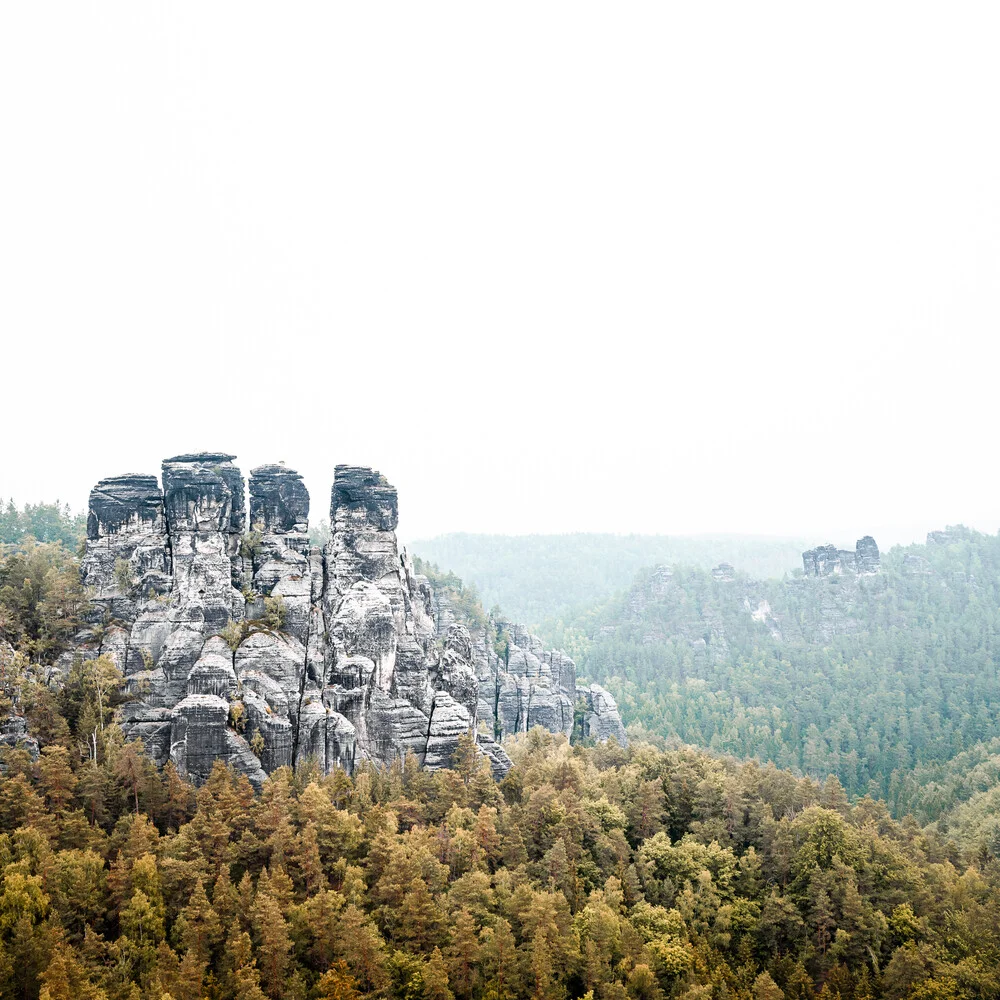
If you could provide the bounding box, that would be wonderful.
[81,475,172,607]
[802,537,880,578]
[856,536,880,574]
[327,466,401,600]
[162,453,246,536]
[87,474,166,538]
[424,692,473,769]
[576,683,627,744]
[247,465,314,646]
[927,525,973,546]
[74,454,626,788]
[1,714,40,762]
[249,465,309,534]
[802,544,852,576]
[0,642,40,764]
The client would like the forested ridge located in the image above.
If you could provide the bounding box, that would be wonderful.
[535,528,1000,829]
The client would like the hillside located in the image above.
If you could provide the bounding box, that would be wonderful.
[411,533,810,627]
[532,527,1000,823]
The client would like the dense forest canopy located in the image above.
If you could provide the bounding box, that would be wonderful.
[2,698,1000,1000]
[411,535,810,628]
[0,501,86,550]
[528,528,1000,828]
[4,507,1000,996]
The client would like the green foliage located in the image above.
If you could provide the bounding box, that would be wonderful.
[536,528,1000,822]
[0,538,89,662]
[263,595,287,631]
[218,599,288,657]
[0,500,86,550]
[1,728,999,1000]
[240,525,265,563]
[111,558,134,597]
[230,701,246,733]
[413,559,488,633]
[309,519,332,548]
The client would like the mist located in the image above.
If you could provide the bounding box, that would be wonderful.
[2,3,998,545]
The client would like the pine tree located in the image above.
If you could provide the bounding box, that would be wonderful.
[446,908,480,999]
[38,943,106,1000]
[251,891,291,998]
[315,960,361,1000]
[174,877,221,964]
[398,877,444,952]
[423,948,454,1000]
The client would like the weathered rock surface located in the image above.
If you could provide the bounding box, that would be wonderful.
[72,454,622,787]
[802,536,881,577]
[576,683,628,744]
[0,642,39,763]
[927,525,974,546]
[81,474,172,611]
[855,535,880,575]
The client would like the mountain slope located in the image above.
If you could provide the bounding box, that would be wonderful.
[536,527,1000,819]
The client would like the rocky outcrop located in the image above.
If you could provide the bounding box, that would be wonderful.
[802,537,880,577]
[576,683,627,744]
[80,474,172,614]
[927,525,973,546]
[855,536,880,574]
[73,454,621,787]
[0,641,38,764]
[0,715,39,762]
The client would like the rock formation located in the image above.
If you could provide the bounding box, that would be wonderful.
[855,535,880,575]
[74,453,625,787]
[927,525,973,546]
[802,536,880,577]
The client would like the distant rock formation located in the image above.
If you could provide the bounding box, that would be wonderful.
[73,453,625,787]
[855,536,880,575]
[927,526,973,546]
[802,536,880,577]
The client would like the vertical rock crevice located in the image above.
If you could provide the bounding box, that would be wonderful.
[76,453,626,786]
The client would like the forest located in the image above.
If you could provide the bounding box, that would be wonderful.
[3,507,1000,997]
[529,529,1000,834]
[0,502,86,550]
[2,690,1000,1000]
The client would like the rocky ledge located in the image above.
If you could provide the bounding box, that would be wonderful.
[69,454,625,787]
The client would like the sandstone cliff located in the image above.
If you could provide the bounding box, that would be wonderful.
[801,536,881,577]
[74,454,625,786]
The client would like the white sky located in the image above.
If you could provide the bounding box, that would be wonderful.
[2,4,999,548]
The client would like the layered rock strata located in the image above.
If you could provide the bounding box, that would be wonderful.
[802,536,880,577]
[75,453,624,787]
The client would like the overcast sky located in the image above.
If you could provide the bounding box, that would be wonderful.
[2,4,999,548]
